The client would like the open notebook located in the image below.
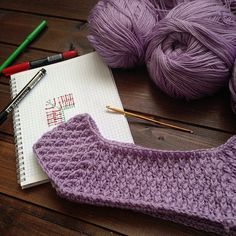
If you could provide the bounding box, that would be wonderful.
[10,52,133,189]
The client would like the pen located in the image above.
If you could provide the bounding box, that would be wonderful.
[0,20,47,74]
[0,69,46,125]
[2,50,78,76]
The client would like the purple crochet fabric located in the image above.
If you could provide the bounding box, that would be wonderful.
[33,114,236,235]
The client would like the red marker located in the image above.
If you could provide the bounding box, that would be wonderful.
[2,50,78,76]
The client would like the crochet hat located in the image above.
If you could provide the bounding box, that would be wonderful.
[33,113,236,235]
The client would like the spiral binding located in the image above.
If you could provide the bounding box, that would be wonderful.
[10,77,26,184]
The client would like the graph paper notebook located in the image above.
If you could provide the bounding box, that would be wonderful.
[10,52,133,189]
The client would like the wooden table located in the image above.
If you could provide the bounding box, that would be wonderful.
[0,1,235,235]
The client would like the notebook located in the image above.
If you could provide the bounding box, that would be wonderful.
[10,52,134,189]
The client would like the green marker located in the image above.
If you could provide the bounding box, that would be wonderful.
[0,20,47,74]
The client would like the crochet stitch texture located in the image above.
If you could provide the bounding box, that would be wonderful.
[33,114,236,235]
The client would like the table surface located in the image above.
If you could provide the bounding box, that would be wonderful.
[0,1,235,235]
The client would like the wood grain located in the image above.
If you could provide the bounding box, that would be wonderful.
[0,0,99,21]
[0,193,122,236]
[0,10,93,54]
[0,204,87,236]
[0,83,13,136]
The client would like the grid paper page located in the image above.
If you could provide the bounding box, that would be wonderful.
[11,52,133,189]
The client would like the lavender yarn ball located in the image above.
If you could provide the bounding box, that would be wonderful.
[229,60,236,113]
[145,0,236,99]
[88,0,158,68]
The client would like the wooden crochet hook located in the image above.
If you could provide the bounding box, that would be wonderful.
[106,106,193,134]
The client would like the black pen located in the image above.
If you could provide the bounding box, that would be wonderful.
[0,68,46,125]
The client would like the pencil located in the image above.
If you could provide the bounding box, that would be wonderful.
[0,20,47,74]
[106,106,194,134]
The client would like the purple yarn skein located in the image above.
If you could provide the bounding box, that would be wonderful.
[145,0,236,99]
[155,0,236,18]
[151,0,187,19]
[222,0,236,15]
[88,0,158,68]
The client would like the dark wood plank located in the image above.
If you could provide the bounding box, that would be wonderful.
[0,10,93,54]
[0,0,99,21]
[0,138,219,236]
[0,83,13,136]
[0,193,122,236]
[128,119,232,150]
[0,205,87,236]
[0,132,13,144]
